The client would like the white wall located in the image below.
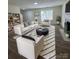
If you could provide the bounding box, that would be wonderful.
[22,6,62,25]
[8,5,20,13]
[65,13,70,22]
[61,0,70,28]
[22,9,41,25]
[23,10,33,25]
[61,4,65,28]
[52,6,62,25]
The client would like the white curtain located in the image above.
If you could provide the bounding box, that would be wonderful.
[41,10,53,21]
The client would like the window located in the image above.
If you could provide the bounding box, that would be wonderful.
[41,10,53,21]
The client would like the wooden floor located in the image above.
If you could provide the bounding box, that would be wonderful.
[55,25,70,59]
[8,25,70,59]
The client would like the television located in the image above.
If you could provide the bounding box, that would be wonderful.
[65,1,70,12]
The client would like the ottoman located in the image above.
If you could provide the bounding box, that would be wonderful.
[36,28,49,36]
[36,28,43,36]
[42,28,49,36]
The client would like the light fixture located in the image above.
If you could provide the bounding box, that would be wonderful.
[34,2,38,5]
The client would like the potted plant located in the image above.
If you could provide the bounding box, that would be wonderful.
[56,16,61,24]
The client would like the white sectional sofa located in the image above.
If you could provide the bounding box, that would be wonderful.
[14,24,44,59]
[14,24,38,35]
[16,36,44,59]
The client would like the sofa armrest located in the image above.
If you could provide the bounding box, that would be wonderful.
[22,35,35,41]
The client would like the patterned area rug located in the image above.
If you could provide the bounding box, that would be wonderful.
[13,25,56,59]
[40,26,56,59]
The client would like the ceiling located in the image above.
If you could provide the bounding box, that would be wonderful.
[8,0,67,9]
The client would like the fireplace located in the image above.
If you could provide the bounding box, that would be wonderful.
[64,21,70,38]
